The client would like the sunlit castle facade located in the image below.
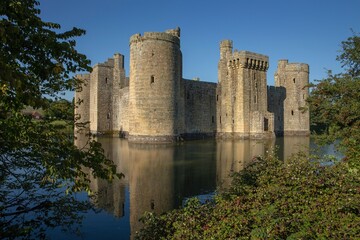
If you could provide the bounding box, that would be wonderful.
[75,27,309,143]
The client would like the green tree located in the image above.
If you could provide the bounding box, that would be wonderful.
[0,1,120,239]
[137,153,360,239]
[308,32,360,168]
[135,33,360,239]
[44,99,74,120]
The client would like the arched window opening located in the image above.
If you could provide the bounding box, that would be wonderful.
[293,78,296,83]
[105,77,108,84]
[150,75,155,84]
[291,110,294,116]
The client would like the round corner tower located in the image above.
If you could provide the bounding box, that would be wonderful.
[274,60,310,136]
[128,28,184,142]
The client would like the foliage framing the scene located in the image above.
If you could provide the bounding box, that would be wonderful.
[0,0,120,239]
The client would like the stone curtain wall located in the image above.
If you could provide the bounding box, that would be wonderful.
[267,85,286,135]
[112,54,127,134]
[183,79,217,138]
[118,87,129,137]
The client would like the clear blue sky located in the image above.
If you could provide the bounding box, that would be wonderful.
[39,0,360,98]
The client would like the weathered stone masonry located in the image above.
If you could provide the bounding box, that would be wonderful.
[75,27,309,142]
[217,40,275,139]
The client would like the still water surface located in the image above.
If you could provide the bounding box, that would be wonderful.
[52,136,334,239]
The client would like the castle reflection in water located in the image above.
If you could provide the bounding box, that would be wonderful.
[74,136,309,238]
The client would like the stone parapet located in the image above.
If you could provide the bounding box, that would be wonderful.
[284,63,309,73]
[228,51,269,71]
[130,29,180,46]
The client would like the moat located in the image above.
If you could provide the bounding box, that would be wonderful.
[51,136,336,239]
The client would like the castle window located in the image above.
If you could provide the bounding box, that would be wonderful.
[291,110,294,116]
[150,200,155,210]
[254,95,257,103]
[293,78,296,83]
[150,75,155,84]
[107,112,110,119]
[216,95,218,101]
[264,118,269,131]
[212,116,214,123]
[105,77,108,84]
[220,116,222,124]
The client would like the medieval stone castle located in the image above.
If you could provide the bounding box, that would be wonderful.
[75,27,309,142]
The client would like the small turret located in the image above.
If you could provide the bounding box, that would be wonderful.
[220,40,233,60]
[165,27,180,38]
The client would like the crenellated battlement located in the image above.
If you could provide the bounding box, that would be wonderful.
[284,63,309,73]
[94,58,114,68]
[130,28,180,46]
[75,73,90,80]
[277,59,309,73]
[227,51,269,71]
